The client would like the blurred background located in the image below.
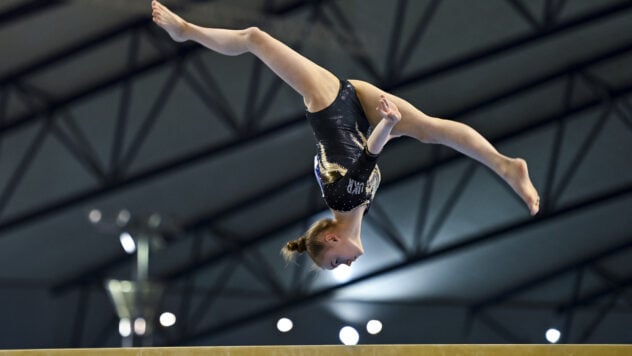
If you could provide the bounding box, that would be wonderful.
[1,0,631,349]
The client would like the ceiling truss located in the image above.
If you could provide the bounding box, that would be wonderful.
[0,0,631,348]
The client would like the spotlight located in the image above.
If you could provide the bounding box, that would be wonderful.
[118,318,131,337]
[159,312,176,327]
[88,209,102,224]
[366,319,383,335]
[339,326,359,345]
[117,209,131,227]
[276,317,293,333]
[119,232,136,254]
[546,328,561,343]
[134,318,146,336]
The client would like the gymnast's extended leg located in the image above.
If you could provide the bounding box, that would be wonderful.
[350,80,540,216]
[151,0,340,113]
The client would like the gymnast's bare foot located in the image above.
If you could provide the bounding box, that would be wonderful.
[502,158,540,216]
[151,0,188,42]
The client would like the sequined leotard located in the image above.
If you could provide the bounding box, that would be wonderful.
[307,79,381,212]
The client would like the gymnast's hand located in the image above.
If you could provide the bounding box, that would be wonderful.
[376,95,402,125]
[367,95,402,154]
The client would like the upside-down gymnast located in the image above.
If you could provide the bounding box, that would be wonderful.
[151,0,540,270]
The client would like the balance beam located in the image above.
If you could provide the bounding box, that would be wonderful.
[1,345,630,356]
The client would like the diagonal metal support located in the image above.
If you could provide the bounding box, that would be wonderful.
[561,268,584,343]
[49,120,107,182]
[384,0,408,79]
[391,0,441,79]
[476,309,529,343]
[70,285,91,347]
[471,237,632,311]
[176,231,204,339]
[578,291,620,343]
[542,74,574,213]
[559,273,632,312]
[365,201,410,257]
[188,258,238,331]
[549,0,569,27]
[422,161,477,250]
[14,82,108,183]
[614,100,632,132]
[591,265,632,308]
[413,148,437,252]
[550,105,612,206]
[0,86,6,159]
[118,61,182,175]
[318,2,382,81]
[240,247,288,300]
[110,30,141,179]
[181,58,241,134]
[0,113,52,218]
[506,0,541,30]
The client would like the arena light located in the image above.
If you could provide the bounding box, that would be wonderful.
[117,209,131,226]
[546,328,561,343]
[160,312,176,327]
[276,317,293,333]
[119,232,136,254]
[118,318,131,337]
[366,319,383,335]
[339,326,359,345]
[88,209,102,224]
[134,318,147,336]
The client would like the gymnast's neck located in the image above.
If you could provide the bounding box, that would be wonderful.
[330,205,366,243]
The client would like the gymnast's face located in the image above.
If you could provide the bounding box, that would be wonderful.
[320,234,364,270]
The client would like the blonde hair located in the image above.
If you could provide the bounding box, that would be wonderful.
[281,218,335,266]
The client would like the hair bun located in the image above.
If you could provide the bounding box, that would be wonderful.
[286,237,307,253]
[286,240,299,251]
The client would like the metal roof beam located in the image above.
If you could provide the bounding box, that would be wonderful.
[265,0,329,16]
[0,17,149,89]
[0,0,63,28]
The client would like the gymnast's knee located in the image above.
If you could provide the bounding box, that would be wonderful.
[243,26,268,49]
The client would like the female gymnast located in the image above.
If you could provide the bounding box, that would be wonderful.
[151,0,540,270]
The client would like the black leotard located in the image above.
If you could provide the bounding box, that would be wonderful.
[306,79,381,212]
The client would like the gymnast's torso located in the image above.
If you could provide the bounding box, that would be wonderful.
[306,79,381,212]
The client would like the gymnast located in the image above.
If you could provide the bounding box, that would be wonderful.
[151,0,540,270]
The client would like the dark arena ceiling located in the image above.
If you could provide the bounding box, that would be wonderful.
[0,0,631,349]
